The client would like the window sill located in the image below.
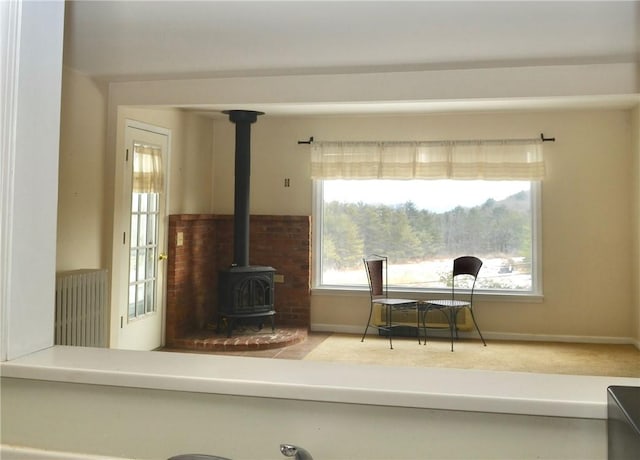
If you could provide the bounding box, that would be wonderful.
[1,345,634,420]
[312,286,544,303]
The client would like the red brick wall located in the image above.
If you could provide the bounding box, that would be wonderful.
[166,215,218,343]
[166,214,311,344]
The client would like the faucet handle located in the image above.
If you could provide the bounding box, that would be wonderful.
[280,444,314,460]
[280,444,297,457]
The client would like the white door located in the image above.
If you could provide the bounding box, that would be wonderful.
[117,122,169,350]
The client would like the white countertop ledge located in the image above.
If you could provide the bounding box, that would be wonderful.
[1,345,638,420]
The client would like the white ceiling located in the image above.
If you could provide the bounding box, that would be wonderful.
[63,1,640,115]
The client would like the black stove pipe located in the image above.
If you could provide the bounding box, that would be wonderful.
[223,110,263,267]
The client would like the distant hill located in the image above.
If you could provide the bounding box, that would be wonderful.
[323,188,532,268]
[439,189,530,215]
[495,190,530,213]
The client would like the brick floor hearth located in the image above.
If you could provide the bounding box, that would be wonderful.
[166,326,308,352]
[166,215,312,350]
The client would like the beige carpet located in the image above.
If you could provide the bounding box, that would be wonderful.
[303,333,640,377]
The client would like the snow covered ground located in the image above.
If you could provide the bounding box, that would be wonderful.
[323,256,532,291]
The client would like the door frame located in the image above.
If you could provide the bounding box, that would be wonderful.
[110,119,171,350]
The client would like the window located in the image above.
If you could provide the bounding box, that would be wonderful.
[128,192,160,319]
[314,179,541,294]
[126,138,165,321]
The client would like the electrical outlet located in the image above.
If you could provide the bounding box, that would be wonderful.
[274,274,285,283]
[177,231,184,246]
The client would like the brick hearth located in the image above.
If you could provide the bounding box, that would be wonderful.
[168,326,308,352]
[165,214,311,351]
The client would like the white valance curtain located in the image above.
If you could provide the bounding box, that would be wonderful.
[132,143,163,193]
[310,139,545,180]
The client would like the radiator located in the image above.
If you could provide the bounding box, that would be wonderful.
[373,303,471,331]
[55,269,108,347]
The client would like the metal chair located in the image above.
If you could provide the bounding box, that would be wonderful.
[419,256,486,351]
[362,254,418,349]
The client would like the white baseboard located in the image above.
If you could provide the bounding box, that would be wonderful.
[311,323,638,346]
[312,323,363,335]
[482,331,636,345]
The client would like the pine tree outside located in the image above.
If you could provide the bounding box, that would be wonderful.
[318,180,537,293]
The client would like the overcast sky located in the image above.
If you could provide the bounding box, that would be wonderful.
[323,180,529,213]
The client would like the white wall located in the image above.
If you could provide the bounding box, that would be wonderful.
[212,109,635,342]
[94,59,639,345]
[0,0,64,360]
[212,115,312,216]
[57,66,108,271]
[58,99,215,273]
[54,64,639,343]
[1,377,605,460]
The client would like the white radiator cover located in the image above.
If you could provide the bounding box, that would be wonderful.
[55,269,108,347]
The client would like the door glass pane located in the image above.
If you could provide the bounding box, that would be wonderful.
[129,249,137,283]
[145,282,155,314]
[146,248,155,278]
[130,215,138,251]
[127,186,161,319]
[147,214,157,245]
[138,215,147,246]
[128,285,136,317]
[137,249,146,281]
[136,284,145,316]
[149,193,157,212]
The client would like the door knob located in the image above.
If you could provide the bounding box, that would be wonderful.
[159,253,168,261]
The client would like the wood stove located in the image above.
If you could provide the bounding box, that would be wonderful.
[218,265,275,337]
[217,110,276,337]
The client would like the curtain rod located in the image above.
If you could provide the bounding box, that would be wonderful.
[298,133,556,144]
[297,136,314,144]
